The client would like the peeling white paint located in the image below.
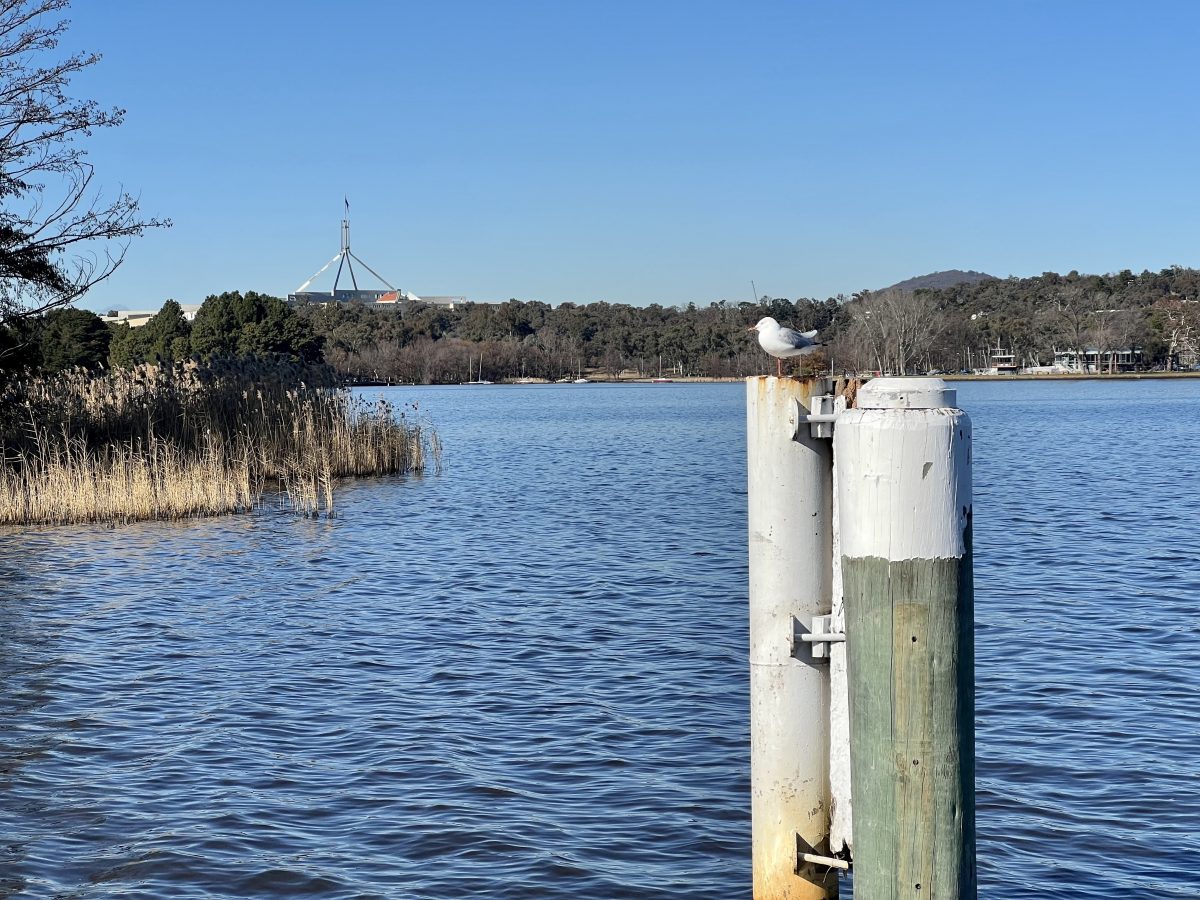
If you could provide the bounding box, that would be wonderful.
[834,407,972,563]
[828,393,853,856]
[855,376,957,411]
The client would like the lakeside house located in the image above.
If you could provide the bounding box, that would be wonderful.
[986,347,1019,375]
[976,344,1146,374]
[1052,347,1143,373]
[1175,347,1200,369]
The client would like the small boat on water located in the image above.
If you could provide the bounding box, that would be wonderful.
[573,377,590,384]
[463,355,493,385]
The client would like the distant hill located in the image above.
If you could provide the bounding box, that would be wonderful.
[883,270,998,292]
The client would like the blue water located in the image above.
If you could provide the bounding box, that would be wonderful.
[1,380,1198,898]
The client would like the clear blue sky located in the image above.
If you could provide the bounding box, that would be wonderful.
[62,0,1200,311]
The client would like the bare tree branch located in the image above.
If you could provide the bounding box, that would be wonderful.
[0,0,168,323]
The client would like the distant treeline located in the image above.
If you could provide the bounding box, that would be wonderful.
[301,295,845,382]
[0,291,323,379]
[3,267,1199,381]
[856,266,1200,374]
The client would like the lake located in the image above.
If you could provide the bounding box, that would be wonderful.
[1,379,1198,898]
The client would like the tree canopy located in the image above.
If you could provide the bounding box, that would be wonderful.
[104,292,322,369]
[108,299,191,367]
[38,305,109,370]
[191,291,322,363]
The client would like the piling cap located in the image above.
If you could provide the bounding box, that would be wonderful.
[857,377,956,409]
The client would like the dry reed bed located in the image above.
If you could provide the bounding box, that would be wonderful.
[0,361,438,526]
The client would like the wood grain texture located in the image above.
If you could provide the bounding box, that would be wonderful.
[842,538,976,899]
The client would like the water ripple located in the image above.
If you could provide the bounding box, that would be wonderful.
[1,380,1198,897]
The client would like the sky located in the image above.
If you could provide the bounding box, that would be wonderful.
[54,0,1200,312]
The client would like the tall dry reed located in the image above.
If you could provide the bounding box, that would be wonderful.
[0,360,438,526]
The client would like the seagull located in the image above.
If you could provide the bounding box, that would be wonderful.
[749,317,821,376]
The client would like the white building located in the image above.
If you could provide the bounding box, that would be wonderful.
[1052,347,1142,373]
[100,304,202,328]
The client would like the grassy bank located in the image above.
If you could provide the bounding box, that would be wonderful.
[0,360,439,526]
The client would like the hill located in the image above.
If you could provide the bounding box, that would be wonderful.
[884,270,997,292]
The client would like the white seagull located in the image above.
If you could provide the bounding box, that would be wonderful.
[749,317,821,376]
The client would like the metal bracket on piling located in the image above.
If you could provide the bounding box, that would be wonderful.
[793,614,846,660]
[791,395,838,440]
[799,851,850,872]
[795,834,851,882]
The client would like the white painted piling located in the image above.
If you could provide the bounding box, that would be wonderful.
[827,391,853,857]
[746,376,838,900]
[834,377,976,898]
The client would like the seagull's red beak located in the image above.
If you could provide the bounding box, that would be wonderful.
[746,326,757,333]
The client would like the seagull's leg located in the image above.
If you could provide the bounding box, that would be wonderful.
[777,358,784,377]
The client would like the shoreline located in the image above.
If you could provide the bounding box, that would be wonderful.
[349,370,1200,387]
[941,371,1200,382]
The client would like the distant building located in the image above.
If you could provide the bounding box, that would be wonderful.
[416,296,465,309]
[286,290,466,310]
[100,304,201,328]
[986,347,1019,375]
[287,205,474,310]
[1053,347,1143,373]
[289,289,398,305]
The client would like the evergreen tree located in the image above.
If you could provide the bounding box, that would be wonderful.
[191,291,322,363]
[107,300,191,368]
[38,307,110,371]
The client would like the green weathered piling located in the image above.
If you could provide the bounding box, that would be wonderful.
[834,378,976,899]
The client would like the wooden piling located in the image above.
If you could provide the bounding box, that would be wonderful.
[833,378,976,899]
[746,376,838,900]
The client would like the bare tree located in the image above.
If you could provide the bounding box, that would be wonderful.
[1050,286,1107,371]
[1088,310,1119,374]
[0,0,168,323]
[847,289,943,375]
[1090,306,1142,373]
[1154,297,1200,370]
